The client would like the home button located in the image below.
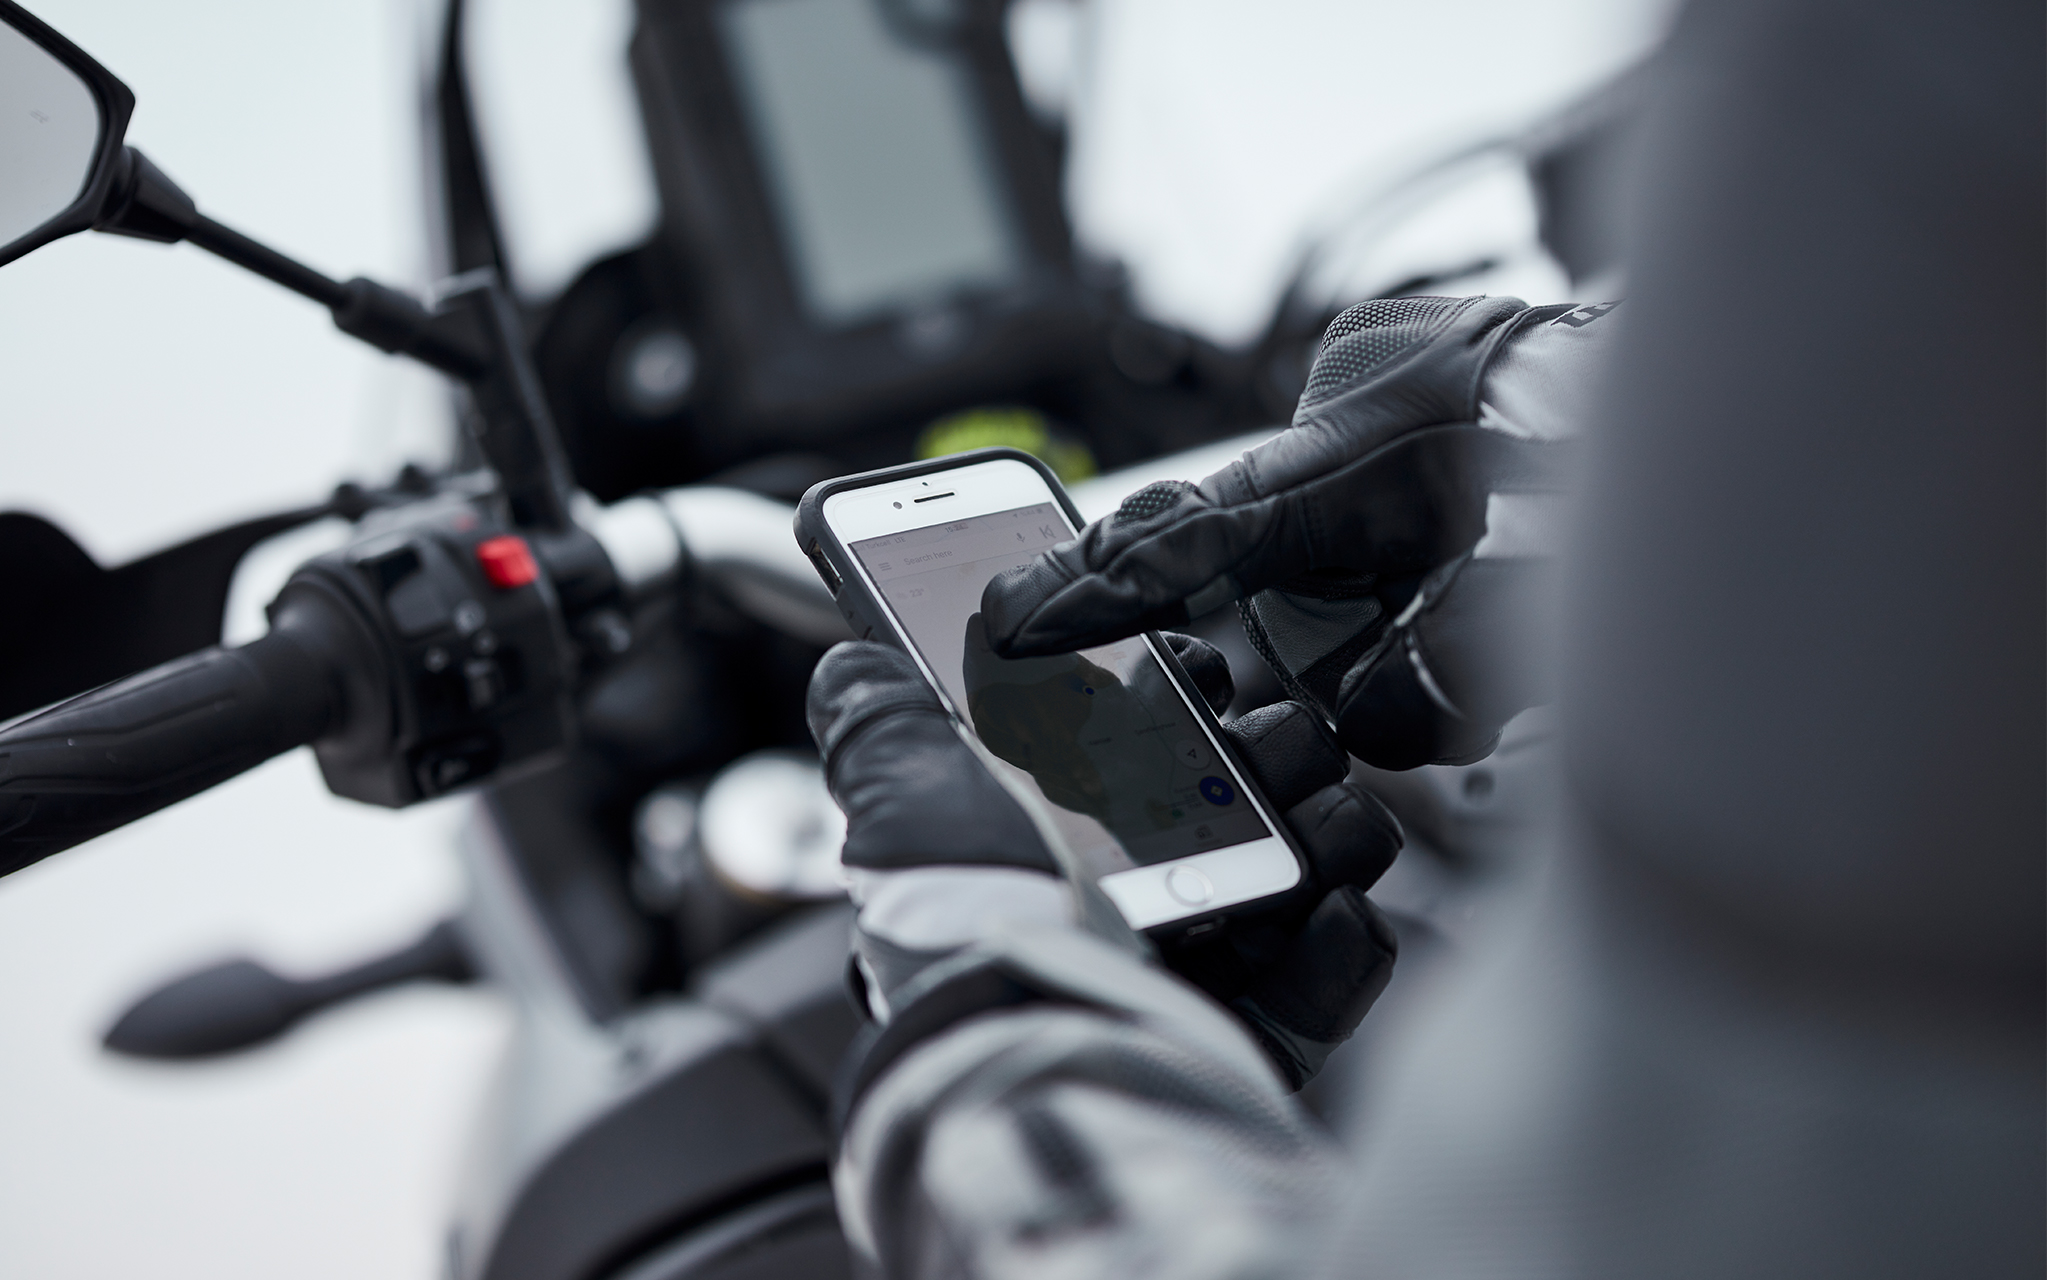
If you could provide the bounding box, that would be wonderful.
[1165,865,1215,906]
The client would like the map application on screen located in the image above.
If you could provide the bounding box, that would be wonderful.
[851,503,1271,879]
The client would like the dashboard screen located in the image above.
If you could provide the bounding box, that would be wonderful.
[718,0,1025,325]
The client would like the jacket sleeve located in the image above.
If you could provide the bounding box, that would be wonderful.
[832,927,1348,1280]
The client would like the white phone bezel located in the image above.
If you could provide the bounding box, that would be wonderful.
[820,456,1303,931]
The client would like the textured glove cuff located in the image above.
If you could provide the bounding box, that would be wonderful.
[832,925,1282,1137]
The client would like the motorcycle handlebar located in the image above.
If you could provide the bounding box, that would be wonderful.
[0,448,1272,879]
[656,487,850,646]
[0,626,337,877]
[583,487,850,646]
[0,484,843,880]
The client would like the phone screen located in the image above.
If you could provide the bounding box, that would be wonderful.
[849,502,1274,881]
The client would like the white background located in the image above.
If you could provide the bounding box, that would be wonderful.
[0,2,1667,1275]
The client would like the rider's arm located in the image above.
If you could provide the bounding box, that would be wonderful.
[807,640,1395,1277]
[834,940,1349,1280]
[814,289,1615,1275]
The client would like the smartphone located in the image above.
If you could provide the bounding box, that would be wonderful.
[797,449,1305,934]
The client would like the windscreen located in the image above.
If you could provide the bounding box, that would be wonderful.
[718,0,1024,325]
[851,503,1272,880]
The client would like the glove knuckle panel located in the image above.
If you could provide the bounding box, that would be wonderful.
[1295,296,1472,417]
[1290,296,1525,440]
[1111,479,1199,525]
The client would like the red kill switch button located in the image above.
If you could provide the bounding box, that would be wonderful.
[476,536,539,589]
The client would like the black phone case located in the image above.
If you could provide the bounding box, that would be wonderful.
[794,448,1080,643]
[794,448,1310,936]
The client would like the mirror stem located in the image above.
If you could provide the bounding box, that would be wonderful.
[86,149,572,533]
[96,147,489,380]
[183,212,347,310]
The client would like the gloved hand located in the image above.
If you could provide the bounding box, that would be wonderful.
[807,634,1402,1090]
[983,295,1619,769]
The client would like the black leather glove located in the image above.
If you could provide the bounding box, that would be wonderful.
[983,295,1618,769]
[807,634,1403,1089]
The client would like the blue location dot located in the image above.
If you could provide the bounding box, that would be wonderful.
[1198,776,1234,806]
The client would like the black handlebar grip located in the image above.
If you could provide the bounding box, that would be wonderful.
[0,628,337,877]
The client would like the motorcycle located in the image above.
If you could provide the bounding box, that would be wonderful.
[0,1,1639,1274]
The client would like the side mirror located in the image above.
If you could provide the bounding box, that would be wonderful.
[0,1,577,533]
[0,0,132,267]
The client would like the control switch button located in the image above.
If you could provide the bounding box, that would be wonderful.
[476,536,539,589]
[385,571,450,637]
[462,658,503,711]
